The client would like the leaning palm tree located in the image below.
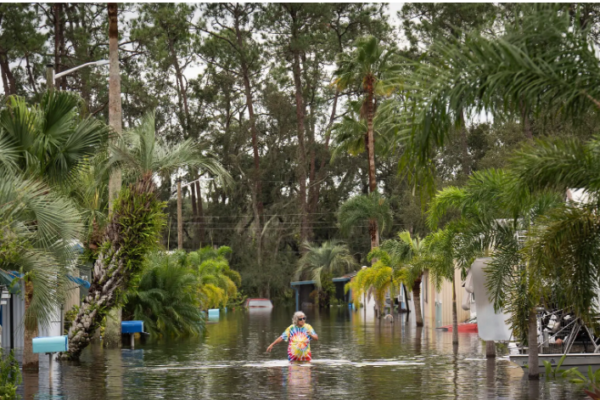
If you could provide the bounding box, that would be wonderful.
[295,241,357,289]
[65,111,231,360]
[338,192,392,252]
[64,174,164,360]
[334,35,400,250]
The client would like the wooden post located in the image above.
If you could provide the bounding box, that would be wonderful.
[130,333,135,349]
[177,180,183,250]
[49,354,53,385]
[486,341,496,358]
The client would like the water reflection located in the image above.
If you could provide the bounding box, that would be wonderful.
[285,364,313,399]
[15,306,590,399]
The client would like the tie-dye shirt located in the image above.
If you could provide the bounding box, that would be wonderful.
[280,324,316,361]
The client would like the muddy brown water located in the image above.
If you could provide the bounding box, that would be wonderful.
[19,307,587,399]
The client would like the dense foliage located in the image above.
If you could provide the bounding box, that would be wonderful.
[4,7,600,368]
[125,251,206,337]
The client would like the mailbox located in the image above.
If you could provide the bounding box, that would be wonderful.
[122,320,144,334]
[208,309,219,317]
[32,336,68,354]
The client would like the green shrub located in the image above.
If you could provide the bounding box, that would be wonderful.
[0,349,21,399]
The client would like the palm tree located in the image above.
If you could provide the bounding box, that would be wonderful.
[0,172,81,368]
[334,36,400,253]
[110,111,231,185]
[331,99,400,162]
[511,137,600,332]
[338,192,392,252]
[0,92,109,184]
[64,174,164,360]
[185,246,241,310]
[421,228,463,345]
[0,91,107,368]
[295,241,357,289]
[427,168,563,378]
[398,7,599,378]
[65,111,232,360]
[125,252,205,337]
[345,249,406,318]
[400,5,600,194]
[378,231,427,327]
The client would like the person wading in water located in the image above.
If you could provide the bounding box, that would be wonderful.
[267,311,318,361]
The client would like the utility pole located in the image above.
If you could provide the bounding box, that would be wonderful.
[105,2,123,348]
[177,179,183,250]
[46,64,54,92]
[107,2,122,212]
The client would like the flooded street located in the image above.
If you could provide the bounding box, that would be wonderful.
[20,307,587,399]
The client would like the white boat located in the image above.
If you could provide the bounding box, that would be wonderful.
[510,353,600,368]
[245,298,273,308]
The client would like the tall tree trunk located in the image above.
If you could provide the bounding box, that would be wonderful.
[528,307,539,379]
[0,52,16,95]
[368,218,379,253]
[364,77,377,194]
[413,276,424,327]
[290,8,309,249]
[521,100,533,140]
[452,273,458,345]
[105,2,123,349]
[190,177,198,248]
[25,54,38,95]
[107,3,122,212]
[459,109,470,176]
[167,37,190,131]
[364,77,380,257]
[63,175,160,360]
[195,180,205,248]
[53,3,65,90]
[177,180,183,250]
[233,8,262,268]
[22,280,38,370]
[310,89,340,218]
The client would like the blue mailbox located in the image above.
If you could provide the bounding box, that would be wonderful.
[32,335,68,354]
[122,320,144,334]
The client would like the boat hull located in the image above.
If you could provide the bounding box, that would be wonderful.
[510,353,600,368]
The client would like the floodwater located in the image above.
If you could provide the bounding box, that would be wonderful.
[19,306,587,399]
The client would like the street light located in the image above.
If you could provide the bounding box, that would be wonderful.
[46,59,109,91]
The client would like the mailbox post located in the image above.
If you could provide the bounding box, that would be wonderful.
[32,335,68,384]
[121,321,144,349]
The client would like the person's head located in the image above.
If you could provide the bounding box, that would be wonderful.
[292,311,306,327]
